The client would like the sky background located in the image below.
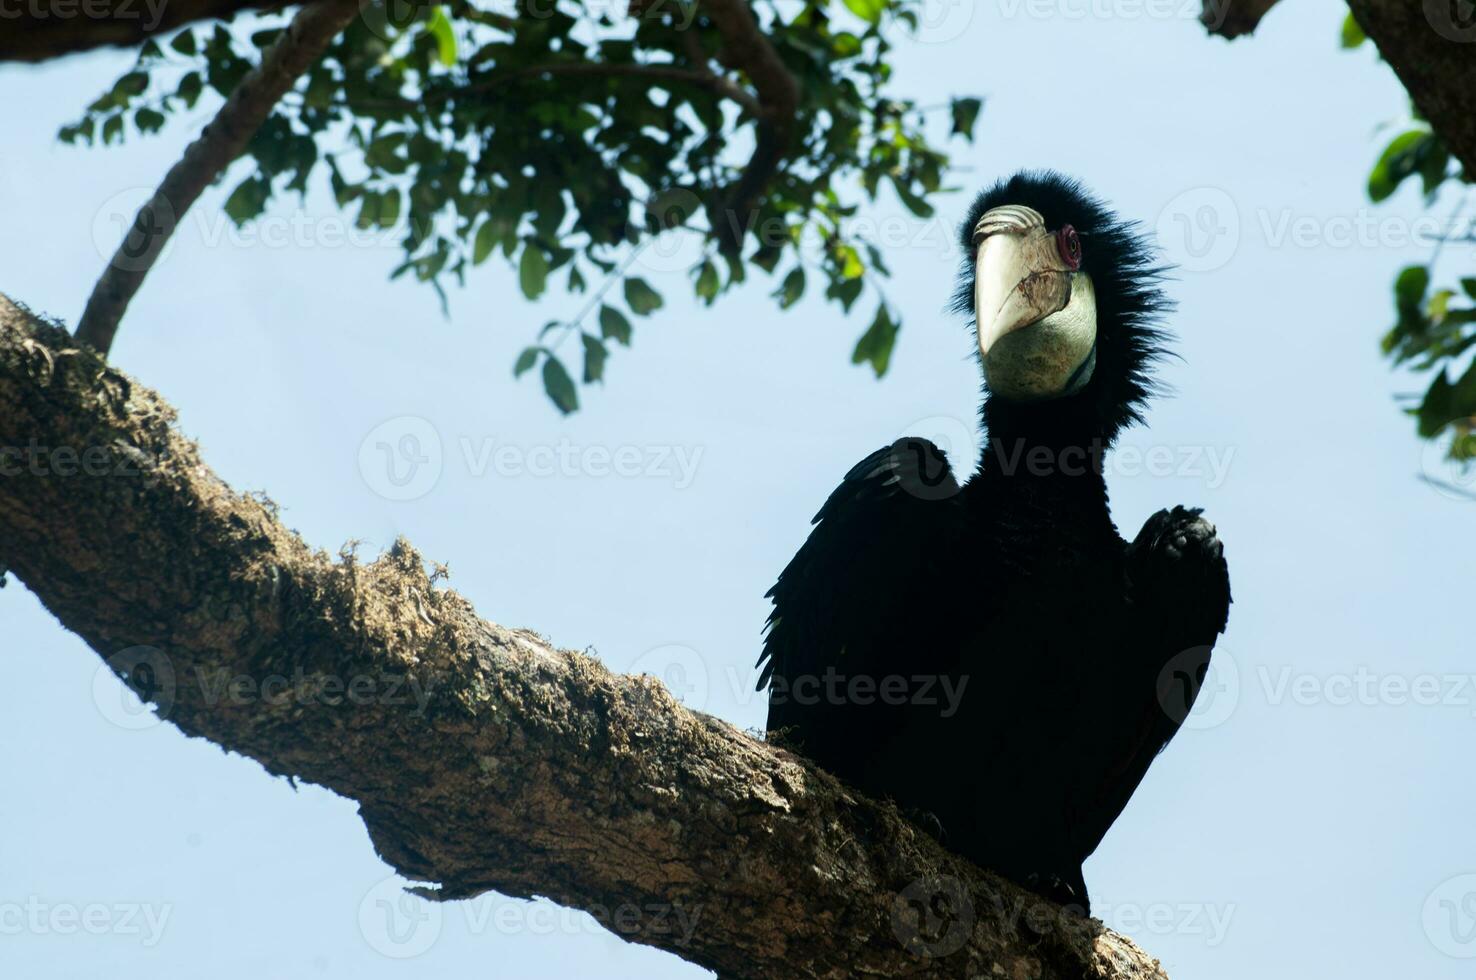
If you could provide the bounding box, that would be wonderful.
[4,1,1476,977]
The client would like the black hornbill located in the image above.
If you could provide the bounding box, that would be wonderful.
[756,172,1232,912]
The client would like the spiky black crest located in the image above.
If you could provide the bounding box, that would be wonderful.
[951,170,1172,444]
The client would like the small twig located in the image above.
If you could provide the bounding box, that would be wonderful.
[547,240,654,356]
[1419,473,1476,500]
[74,0,361,355]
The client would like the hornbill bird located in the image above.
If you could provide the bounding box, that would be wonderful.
[756,172,1231,912]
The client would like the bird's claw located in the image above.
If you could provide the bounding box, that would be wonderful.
[1135,505,1224,565]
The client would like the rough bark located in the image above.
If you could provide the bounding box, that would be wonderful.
[74,0,360,355]
[1344,0,1476,179]
[0,293,1168,978]
[1202,0,1476,178]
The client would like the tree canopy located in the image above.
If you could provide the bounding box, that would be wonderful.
[62,0,982,413]
[1344,12,1476,472]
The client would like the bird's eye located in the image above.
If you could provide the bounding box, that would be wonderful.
[1056,225,1082,270]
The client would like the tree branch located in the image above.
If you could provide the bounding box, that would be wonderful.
[1201,0,1476,177]
[699,0,802,254]
[1344,0,1476,178]
[0,292,1168,979]
[0,0,281,62]
[73,0,360,356]
[1198,0,1281,38]
[417,62,762,116]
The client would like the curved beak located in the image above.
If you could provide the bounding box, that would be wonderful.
[974,227,1074,356]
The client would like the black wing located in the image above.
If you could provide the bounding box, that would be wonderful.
[1072,506,1232,861]
[756,438,965,782]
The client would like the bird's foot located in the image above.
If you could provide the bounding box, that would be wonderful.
[1133,505,1222,564]
[1129,506,1231,627]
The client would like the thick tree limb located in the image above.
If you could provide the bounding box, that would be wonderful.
[0,293,1168,979]
[1202,0,1476,178]
[73,0,359,355]
[0,0,279,62]
[1344,0,1476,178]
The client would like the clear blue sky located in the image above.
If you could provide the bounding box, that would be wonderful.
[4,2,1476,977]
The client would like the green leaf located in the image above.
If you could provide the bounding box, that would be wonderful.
[1368,129,1432,202]
[472,219,498,265]
[842,0,886,24]
[950,98,984,141]
[365,132,407,173]
[355,192,381,230]
[1417,371,1456,438]
[425,8,458,67]
[176,72,202,108]
[519,244,550,300]
[377,188,401,227]
[170,30,197,56]
[101,114,124,145]
[134,108,166,133]
[599,305,632,345]
[1461,278,1476,301]
[851,304,899,377]
[542,356,579,415]
[694,260,720,303]
[892,178,935,218]
[224,176,269,225]
[624,277,664,316]
[831,32,863,59]
[113,71,148,101]
[828,277,864,313]
[1339,13,1366,48]
[775,267,806,309]
[1395,265,1430,315]
[513,347,540,377]
[581,333,608,383]
[1429,289,1454,323]
[752,245,783,274]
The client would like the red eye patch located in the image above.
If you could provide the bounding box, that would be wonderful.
[1056,225,1082,270]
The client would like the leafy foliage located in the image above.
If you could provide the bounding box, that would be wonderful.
[1344,12,1475,467]
[62,1,981,413]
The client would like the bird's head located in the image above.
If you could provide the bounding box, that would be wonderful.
[954,171,1169,440]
